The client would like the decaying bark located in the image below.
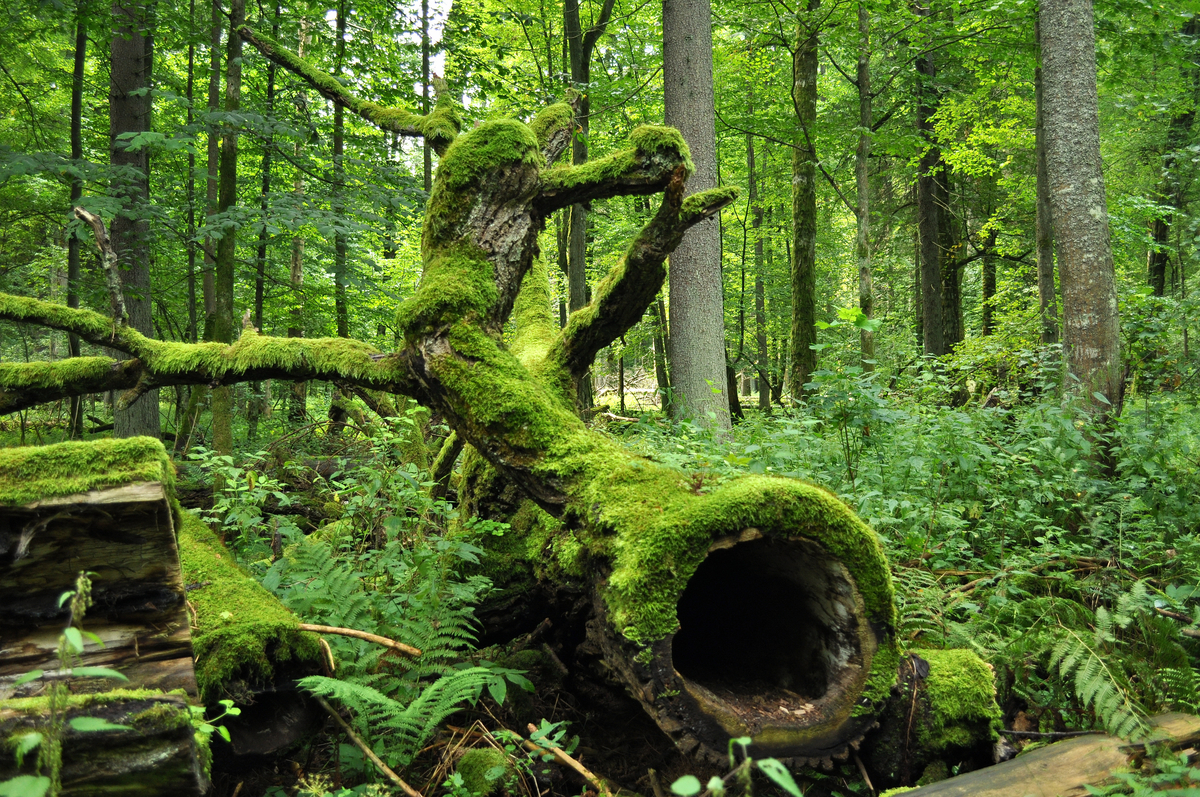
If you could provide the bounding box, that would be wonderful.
[0,33,986,767]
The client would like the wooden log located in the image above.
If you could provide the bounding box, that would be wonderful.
[0,691,209,796]
[0,439,197,698]
[889,713,1200,797]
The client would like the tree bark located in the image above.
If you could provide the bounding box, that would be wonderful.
[109,0,160,438]
[788,5,819,397]
[664,0,731,427]
[938,170,962,351]
[333,0,349,339]
[1039,0,1123,413]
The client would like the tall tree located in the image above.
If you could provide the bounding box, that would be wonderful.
[212,0,244,457]
[66,0,88,439]
[916,5,944,358]
[664,0,731,427]
[788,2,819,398]
[855,1,874,371]
[564,0,617,408]
[109,0,160,438]
[1039,0,1122,413]
[333,0,349,338]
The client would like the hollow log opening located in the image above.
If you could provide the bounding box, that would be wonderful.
[670,533,873,754]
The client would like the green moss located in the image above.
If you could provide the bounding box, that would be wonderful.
[629,124,692,169]
[0,437,175,510]
[438,119,541,194]
[879,789,917,797]
[456,748,513,796]
[681,187,740,222]
[130,702,191,733]
[855,640,902,715]
[396,244,500,335]
[177,513,321,702]
[0,688,189,716]
[0,356,120,390]
[916,760,949,786]
[915,648,1002,752]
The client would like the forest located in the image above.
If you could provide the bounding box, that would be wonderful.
[2,0,1200,794]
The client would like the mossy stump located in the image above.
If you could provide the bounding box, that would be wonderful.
[0,438,196,698]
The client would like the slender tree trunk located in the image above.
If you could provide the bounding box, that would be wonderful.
[1039,0,1123,414]
[916,16,944,358]
[653,296,672,414]
[748,132,769,412]
[212,0,244,458]
[289,22,310,422]
[110,0,160,438]
[67,4,87,439]
[788,4,819,398]
[664,0,730,427]
[856,1,874,371]
[1034,44,1060,344]
[248,2,280,441]
[1147,17,1199,297]
[333,0,349,338]
[981,230,997,336]
[422,0,432,193]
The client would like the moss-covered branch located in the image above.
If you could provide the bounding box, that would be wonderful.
[535,125,697,214]
[546,171,737,378]
[238,24,462,156]
[0,293,422,413]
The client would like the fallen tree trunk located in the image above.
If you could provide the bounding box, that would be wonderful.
[0,28,998,770]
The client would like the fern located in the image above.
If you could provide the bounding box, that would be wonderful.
[300,666,493,767]
[1047,627,1148,739]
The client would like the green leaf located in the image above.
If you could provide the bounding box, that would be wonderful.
[68,717,131,733]
[670,775,702,797]
[62,626,84,653]
[487,677,507,705]
[13,670,44,687]
[13,731,43,765]
[70,667,128,681]
[0,775,51,797]
[1092,392,1112,406]
[757,759,802,797]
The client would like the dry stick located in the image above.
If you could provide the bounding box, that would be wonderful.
[525,723,612,797]
[298,623,422,656]
[315,696,424,797]
[647,769,668,797]
[853,751,875,796]
[1154,607,1200,638]
[73,207,127,326]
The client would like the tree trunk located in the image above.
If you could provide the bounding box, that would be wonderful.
[917,18,944,358]
[109,0,159,438]
[333,0,349,339]
[1034,44,1060,344]
[856,1,874,371]
[66,6,86,440]
[788,5,819,397]
[664,0,731,428]
[982,231,997,336]
[212,0,244,460]
[1039,0,1123,413]
[288,22,310,423]
[938,170,963,351]
[653,295,672,414]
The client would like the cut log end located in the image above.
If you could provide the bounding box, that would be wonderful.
[670,535,879,759]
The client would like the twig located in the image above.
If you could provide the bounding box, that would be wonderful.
[526,723,612,797]
[315,696,424,797]
[73,207,127,326]
[317,636,336,673]
[298,623,421,657]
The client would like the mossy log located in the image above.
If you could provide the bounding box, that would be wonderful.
[0,691,208,795]
[0,31,995,770]
[0,439,196,698]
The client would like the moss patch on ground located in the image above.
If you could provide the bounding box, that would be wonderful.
[456,748,513,796]
[0,436,175,509]
[177,513,320,702]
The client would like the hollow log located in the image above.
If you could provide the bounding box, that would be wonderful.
[0,692,208,795]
